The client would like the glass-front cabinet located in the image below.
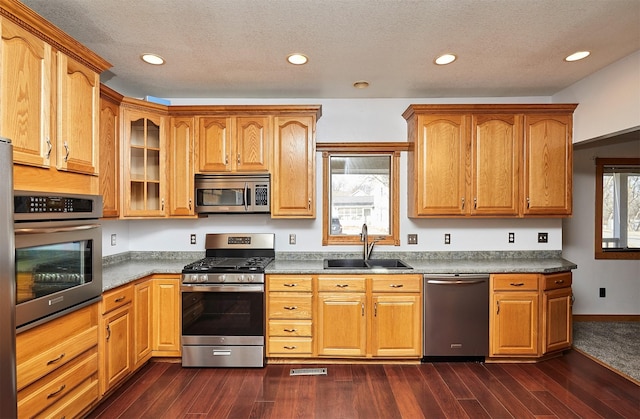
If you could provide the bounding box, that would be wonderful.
[122,105,167,217]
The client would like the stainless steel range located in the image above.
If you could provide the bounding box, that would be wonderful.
[181,233,274,368]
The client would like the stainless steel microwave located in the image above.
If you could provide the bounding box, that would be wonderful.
[194,174,270,214]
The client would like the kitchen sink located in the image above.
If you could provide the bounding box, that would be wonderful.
[323,258,412,270]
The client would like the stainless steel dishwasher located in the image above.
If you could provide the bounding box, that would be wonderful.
[423,274,489,359]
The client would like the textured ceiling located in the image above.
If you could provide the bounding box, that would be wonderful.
[20,0,640,99]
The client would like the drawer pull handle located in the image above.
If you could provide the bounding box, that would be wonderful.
[284,346,297,350]
[47,384,66,399]
[114,296,126,302]
[284,328,297,332]
[336,284,349,288]
[510,282,525,287]
[389,284,403,288]
[284,306,297,310]
[283,283,297,287]
[46,353,65,365]
[554,279,565,284]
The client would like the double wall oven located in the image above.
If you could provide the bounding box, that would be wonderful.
[181,233,274,368]
[14,191,103,331]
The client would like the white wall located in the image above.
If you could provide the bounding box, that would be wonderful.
[563,139,640,315]
[102,96,564,257]
[553,50,640,144]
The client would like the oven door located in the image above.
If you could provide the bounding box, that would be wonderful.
[181,284,265,346]
[14,220,102,330]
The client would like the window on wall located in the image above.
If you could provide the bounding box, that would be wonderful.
[595,158,640,259]
[320,145,401,246]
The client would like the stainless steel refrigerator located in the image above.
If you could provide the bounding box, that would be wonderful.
[0,137,17,417]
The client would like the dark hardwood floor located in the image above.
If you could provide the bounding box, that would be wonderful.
[87,350,639,419]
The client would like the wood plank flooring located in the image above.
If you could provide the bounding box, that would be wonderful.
[87,350,639,419]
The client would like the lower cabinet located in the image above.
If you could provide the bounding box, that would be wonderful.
[152,276,181,356]
[16,303,99,419]
[133,280,153,367]
[489,272,572,359]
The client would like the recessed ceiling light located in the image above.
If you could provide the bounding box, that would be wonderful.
[353,81,370,89]
[564,51,591,62]
[287,53,308,65]
[434,53,457,65]
[141,53,165,65]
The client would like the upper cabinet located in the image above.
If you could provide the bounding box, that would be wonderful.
[196,116,269,173]
[403,104,576,218]
[121,99,168,217]
[99,85,122,218]
[168,117,195,216]
[0,1,111,195]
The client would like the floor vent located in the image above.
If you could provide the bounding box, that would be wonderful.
[290,368,327,376]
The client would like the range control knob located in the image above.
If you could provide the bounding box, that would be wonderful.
[218,274,226,283]
[198,274,208,283]
[246,275,255,283]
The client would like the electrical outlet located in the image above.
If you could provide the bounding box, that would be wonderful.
[190,234,197,245]
[444,233,451,245]
[508,232,515,243]
[110,234,116,246]
[538,232,548,243]
[407,234,418,245]
[599,287,606,298]
[289,234,296,245]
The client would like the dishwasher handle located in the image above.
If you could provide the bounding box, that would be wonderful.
[426,279,486,285]
[424,274,489,285]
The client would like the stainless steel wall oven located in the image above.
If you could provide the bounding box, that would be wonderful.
[14,191,103,330]
[181,233,274,367]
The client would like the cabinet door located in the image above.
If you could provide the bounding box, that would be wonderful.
[317,293,366,357]
[371,294,422,357]
[169,117,194,216]
[235,116,269,171]
[1,18,52,168]
[490,292,539,356]
[134,280,152,367]
[57,53,99,175]
[122,109,167,217]
[523,114,573,216]
[99,96,119,217]
[543,287,572,354]
[413,114,469,216]
[152,278,181,355]
[197,117,232,172]
[471,114,521,216]
[272,115,316,217]
[101,304,132,395]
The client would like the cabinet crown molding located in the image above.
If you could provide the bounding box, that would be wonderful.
[402,103,578,120]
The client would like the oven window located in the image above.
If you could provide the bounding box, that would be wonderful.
[197,189,246,207]
[182,292,264,337]
[15,240,93,304]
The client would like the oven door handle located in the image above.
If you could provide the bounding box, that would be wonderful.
[181,284,264,292]
[15,224,101,235]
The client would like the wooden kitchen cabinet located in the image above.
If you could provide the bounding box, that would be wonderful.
[99,85,122,217]
[489,272,572,359]
[121,101,168,217]
[272,113,318,218]
[99,285,134,395]
[403,104,576,218]
[16,303,99,419]
[1,2,110,195]
[133,280,153,368]
[152,276,181,356]
[523,114,573,216]
[169,117,195,216]
[196,116,270,173]
[267,275,314,357]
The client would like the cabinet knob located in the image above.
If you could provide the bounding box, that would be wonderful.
[283,283,297,287]
[336,284,349,288]
[283,328,297,333]
[46,384,66,399]
[46,353,65,365]
[461,197,465,209]
[45,137,52,159]
[63,142,70,162]
[284,306,297,310]
[509,282,525,287]
[283,346,297,350]
[389,284,403,288]
[237,153,241,165]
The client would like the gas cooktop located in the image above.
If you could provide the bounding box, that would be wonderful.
[182,256,274,274]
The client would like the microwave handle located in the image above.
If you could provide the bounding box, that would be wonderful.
[244,182,249,211]
[15,224,101,235]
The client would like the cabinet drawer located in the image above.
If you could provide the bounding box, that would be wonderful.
[492,274,539,291]
[543,272,572,290]
[18,349,97,418]
[102,285,134,313]
[268,337,313,355]
[318,277,365,292]
[38,377,99,419]
[268,275,313,292]
[268,294,312,319]
[372,275,421,293]
[268,320,312,337]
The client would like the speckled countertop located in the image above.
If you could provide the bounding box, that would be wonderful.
[101,251,576,291]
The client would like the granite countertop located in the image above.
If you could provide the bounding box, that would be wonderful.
[101,251,576,292]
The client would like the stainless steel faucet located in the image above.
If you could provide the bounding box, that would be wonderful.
[361,223,377,261]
